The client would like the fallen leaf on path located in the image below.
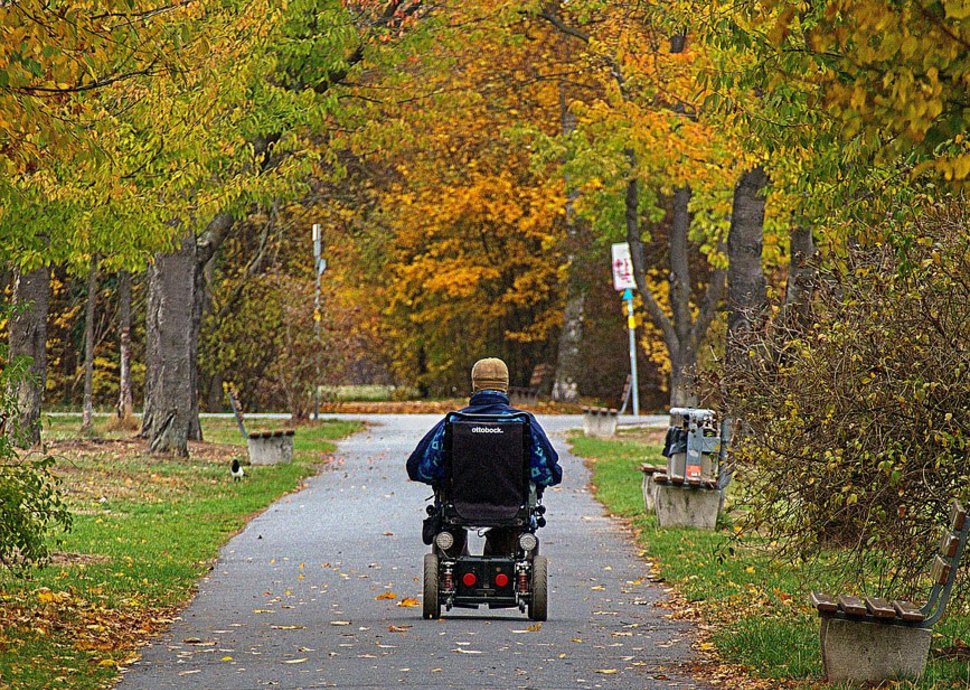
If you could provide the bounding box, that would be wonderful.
[453,648,482,654]
[330,620,351,626]
[283,658,308,664]
[375,592,397,600]
[221,655,233,662]
[270,625,305,630]
[388,625,411,633]
[397,597,419,608]
[253,609,274,614]
[527,623,542,632]
[596,669,618,674]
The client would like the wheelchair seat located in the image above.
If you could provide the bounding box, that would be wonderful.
[442,412,532,527]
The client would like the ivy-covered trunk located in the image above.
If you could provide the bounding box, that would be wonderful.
[8,265,50,447]
[143,235,197,456]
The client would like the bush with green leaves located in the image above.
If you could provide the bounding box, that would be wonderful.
[721,199,969,601]
[0,332,71,576]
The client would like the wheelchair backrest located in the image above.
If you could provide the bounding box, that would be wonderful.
[444,412,530,525]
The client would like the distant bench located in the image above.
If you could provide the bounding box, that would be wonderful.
[509,364,553,406]
[247,429,295,465]
[580,375,631,439]
[810,501,968,684]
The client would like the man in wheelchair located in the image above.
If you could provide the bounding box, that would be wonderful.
[406,358,562,620]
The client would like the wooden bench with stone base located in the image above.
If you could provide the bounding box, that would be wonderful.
[810,501,968,685]
[581,406,619,438]
[508,364,553,406]
[247,429,296,465]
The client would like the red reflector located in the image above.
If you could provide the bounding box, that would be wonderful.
[462,572,477,587]
[495,573,509,587]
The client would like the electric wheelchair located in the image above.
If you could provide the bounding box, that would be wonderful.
[421,412,548,620]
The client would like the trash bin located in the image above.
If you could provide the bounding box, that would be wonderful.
[663,408,720,481]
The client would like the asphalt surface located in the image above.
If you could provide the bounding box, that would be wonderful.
[119,414,707,690]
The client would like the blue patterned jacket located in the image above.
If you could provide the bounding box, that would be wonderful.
[406,390,562,488]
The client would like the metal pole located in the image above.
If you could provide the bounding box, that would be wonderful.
[623,288,640,416]
[312,224,322,421]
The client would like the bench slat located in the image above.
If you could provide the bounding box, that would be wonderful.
[810,591,838,614]
[930,555,952,585]
[940,533,960,559]
[640,464,661,475]
[950,502,967,532]
[653,474,669,485]
[865,597,896,619]
[837,595,868,617]
[892,600,926,622]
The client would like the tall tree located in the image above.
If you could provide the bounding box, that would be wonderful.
[725,166,768,366]
[116,271,134,421]
[80,256,98,432]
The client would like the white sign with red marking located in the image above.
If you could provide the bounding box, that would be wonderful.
[611,242,636,291]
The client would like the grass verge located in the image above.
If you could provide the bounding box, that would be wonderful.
[0,415,361,690]
[571,430,970,689]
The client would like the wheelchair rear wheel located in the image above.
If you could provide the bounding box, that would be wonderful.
[423,553,441,620]
[528,555,548,621]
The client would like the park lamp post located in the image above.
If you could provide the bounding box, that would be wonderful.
[312,224,327,421]
[611,242,639,417]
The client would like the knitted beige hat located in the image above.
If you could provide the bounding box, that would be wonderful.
[471,357,509,393]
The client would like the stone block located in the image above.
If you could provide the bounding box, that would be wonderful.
[247,430,295,465]
[654,483,719,530]
[820,617,930,684]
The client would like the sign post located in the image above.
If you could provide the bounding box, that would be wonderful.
[611,243,639,417]
[312,224,326,421]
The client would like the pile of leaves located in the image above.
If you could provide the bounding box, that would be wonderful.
[721,198,970,601]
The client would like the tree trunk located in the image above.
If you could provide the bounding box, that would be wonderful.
[669,343,698,407]
[783,224,816,322]
[117,270,134,419]
[726,166,769,366]
[81,256,98,432]
[551,84,585,403]
[8,266,50,447]
[142,235,197,456]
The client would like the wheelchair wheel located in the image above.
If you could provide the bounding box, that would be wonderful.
[423,553,441,620]
[528,555,548,621]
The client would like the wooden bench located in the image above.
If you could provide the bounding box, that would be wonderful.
[509,364,552,405]
[581,406,619,437]
[810,501,968,683]
[247,428,296,465]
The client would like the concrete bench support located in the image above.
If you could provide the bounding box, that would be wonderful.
[640,465,661,513]
[247,429,295,465]
[820,617,930,684]
[582,407,618,438]
[654,483,719,530]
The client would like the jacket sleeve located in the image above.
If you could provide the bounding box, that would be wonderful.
[406,418,447,484]
[527,417,562,487]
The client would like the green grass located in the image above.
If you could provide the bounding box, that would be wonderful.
[0,415,361,690]
[570,430,970,689]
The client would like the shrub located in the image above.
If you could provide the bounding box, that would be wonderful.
[0,321,72,576]
[720,199,969,601]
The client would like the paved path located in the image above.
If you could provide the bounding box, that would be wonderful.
[119,414,705,690]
